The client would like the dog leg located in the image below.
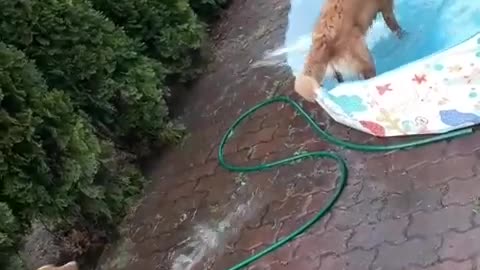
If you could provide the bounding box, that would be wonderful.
[381,0,405,38]
[295,42,329,102]
[348,34,376,79]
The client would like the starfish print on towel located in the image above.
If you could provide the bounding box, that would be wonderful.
[376,83,393,95]
[412,74,427,84]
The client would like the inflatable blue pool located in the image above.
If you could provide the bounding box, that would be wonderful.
[282,0,480,137]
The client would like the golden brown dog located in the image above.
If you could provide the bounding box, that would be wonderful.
[37,261,78,270]
[294,0,404,102]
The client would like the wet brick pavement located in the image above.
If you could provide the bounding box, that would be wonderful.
[96,0,480,269]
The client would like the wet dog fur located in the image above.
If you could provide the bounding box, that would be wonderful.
[294,0,404,102]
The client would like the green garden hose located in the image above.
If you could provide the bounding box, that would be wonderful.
[218,96,472,270]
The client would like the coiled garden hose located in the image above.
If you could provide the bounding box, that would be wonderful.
[218,96,472,270]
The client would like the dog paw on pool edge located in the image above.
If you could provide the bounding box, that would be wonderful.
[294,74,320,103]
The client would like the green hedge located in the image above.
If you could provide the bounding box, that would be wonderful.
[0,41,146,268]
[0,203,21,268]
[0,42,97,262]
[91,0,205,82]
[0,0,181,152]
[0,0,230,267]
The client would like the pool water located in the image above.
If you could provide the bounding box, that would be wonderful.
[284,0,480,89]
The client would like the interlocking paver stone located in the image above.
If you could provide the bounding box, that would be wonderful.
[95,0,480,269]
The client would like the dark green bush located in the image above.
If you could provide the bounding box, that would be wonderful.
[91,0,205,82]
[0,41,97,262]
[0,0,181,152]
[0,42,146,268]
[0,203,22,268]
[78,140,145,228]
[189,0,229,21]
[0,0,232,267]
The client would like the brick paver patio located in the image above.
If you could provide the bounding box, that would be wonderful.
[96,0,480,269]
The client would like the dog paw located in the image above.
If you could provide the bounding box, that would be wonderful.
[294,74,320,103]
[307,89,321,103]
[306,95,317,103]
[396,29,407,39]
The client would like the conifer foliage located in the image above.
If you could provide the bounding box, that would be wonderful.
[0,0,229,268]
